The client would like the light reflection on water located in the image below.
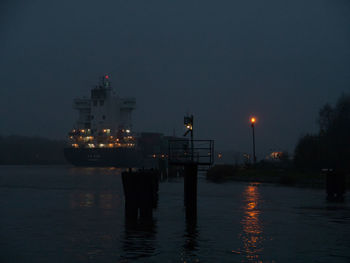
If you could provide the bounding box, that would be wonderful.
[69,192,121,209]
[240,183,264,262]
[1,166,350,263]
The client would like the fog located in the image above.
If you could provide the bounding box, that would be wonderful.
[1,0,349,156]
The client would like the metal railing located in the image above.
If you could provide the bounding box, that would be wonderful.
[168,139,214,165]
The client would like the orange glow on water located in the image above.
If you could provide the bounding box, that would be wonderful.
[238,183,264,262]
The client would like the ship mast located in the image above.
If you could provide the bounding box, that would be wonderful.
[101,74,111,88]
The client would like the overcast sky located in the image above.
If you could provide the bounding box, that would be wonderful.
[1,0,349,156]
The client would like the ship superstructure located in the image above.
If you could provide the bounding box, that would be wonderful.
[63,75,145,167]
[68,75,136,149]
[64,75,176,167]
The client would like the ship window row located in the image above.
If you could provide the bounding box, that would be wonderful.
[93,100,104,106]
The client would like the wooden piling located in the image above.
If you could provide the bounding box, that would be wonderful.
[122,171,138,221]
[184,163,198,219]
[325,170,346,201]
[122,169,159,221]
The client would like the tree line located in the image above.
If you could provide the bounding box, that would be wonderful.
[0,135,67,165]
[294,94,350,171]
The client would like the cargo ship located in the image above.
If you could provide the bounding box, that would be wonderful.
[64,75,165,167]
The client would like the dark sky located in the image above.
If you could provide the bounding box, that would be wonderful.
[1,0,349,156]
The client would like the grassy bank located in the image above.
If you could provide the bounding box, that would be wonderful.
[206,165,347,188]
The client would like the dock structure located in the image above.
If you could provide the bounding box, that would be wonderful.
[121,114,214,222]
[168,139,214,219]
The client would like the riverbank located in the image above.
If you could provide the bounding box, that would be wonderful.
[206,165,348,188]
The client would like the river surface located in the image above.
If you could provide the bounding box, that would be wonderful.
[0,166,349,262]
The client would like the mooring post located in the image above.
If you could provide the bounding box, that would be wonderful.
[326,169,346,201]
[122,169,159,221]
[138,171,153,220]
[122,170,139,221]
[184,163,198,219]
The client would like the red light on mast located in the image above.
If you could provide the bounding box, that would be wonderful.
[105,75,109,79]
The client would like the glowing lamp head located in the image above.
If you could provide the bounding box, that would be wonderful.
[105,75,109,79]
[250,117,257,124]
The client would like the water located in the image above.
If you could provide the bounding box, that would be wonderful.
[0,166,349,263]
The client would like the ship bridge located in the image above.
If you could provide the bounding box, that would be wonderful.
[72,75,136,135]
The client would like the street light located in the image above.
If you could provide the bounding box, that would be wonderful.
[250,116,257,165]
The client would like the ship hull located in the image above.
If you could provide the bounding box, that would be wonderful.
[64,147,144,167]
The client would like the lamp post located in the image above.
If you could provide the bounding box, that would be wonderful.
[250,117,257,165]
